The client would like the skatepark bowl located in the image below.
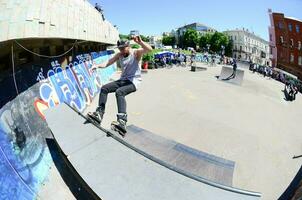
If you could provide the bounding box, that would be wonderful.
[0,59,302,200]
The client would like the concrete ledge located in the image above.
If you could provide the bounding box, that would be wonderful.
[191,65,207,72]
[218,66,245,85]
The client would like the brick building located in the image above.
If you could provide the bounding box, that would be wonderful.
[268,9,302,80]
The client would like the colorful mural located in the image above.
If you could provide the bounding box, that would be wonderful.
[0,50,117,199]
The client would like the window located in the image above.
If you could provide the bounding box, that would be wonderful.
[280,36,284,44]
[240,46,242,51]
[290,39,294,47]
[290,53,294,63]
[235,36,237,40]
[289,24,293,31]
[298,41,301,50]
[278,22,283,29]
[299,56,302,66]
[296,25,300,33]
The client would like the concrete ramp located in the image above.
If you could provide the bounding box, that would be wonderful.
[218,66,244,85]
[45,103,261,200]
[125,125,235,186]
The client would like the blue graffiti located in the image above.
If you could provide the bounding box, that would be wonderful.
[65,63,87,107]
[47,68,83,111]
[39,51,117,112]
[0,100,53,200]
[73,61,97,100]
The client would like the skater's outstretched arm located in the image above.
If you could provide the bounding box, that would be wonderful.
[132,35,152,61]
[91,53,120,71]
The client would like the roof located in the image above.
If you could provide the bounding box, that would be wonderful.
[177,22,216,31]
[285,16,302,23]
[223,30,269,44]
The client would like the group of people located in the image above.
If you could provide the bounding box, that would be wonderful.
[249,62,273,78]
[249,61,301,101]
[153,51,187,68]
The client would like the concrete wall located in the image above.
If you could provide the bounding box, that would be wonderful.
[0,0,119,45]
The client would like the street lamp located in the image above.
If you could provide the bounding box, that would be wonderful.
[206,44,211,53]
[221,45,225,56]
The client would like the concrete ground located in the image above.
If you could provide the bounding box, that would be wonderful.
[38,163,76,200]
[85,63,302,200]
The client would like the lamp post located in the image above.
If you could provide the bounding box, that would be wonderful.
[221,45,225,56]
[206,44,211,53]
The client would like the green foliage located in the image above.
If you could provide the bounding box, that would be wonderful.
[142,53,153,62]
[162,36,176,46]
[209,32,228,52]
[225,39,233,57]
[199,33,212,49]
[131,44,141,49]
[172,49,191,55]
[119,34,130,40]
[119,33,149,42]
[183,29,199,49]
[142,49,162,62]
[140,35,150,42]
[197,32,232,55]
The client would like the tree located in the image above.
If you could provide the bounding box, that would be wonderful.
[140,35,150,42]
[199,32,232,55]
[183,29,199,49]
[119,34,149,42]
[199,33,212,50]
[119,34,130,40]
[162,36,176,46]
[209,32,221,52]
[225,39,233,57]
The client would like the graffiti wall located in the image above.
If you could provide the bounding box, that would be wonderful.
[37,52,116,114]
[0,50,117,199]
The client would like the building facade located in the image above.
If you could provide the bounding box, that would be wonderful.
[175,23,216,46]
[224,29,270,65]
[268,10,302,80]
[176,23,216,36]
[149,35,163,48]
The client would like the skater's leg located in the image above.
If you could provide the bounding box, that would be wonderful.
[115,80,136,114]
[98,80,120,112]
[89,81,120,123]
[111,81,136,135]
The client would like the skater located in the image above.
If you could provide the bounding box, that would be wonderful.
[190,49,196,66]
[88,36,152,135]
[284,81,298,101]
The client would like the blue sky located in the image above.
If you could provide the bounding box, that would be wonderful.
[89,0,302,40]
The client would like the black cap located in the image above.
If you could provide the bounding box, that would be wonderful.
[117,39,130,48]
